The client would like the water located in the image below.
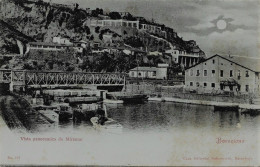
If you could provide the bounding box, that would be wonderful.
[52,101,259,133]
[2,101,259,166]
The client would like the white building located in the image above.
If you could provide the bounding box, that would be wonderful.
[89,19,139,28]
[165,49,200,67]
[185,54,260,95]
[53,37,73,45]
[26,42,71,51]
[129,64,168,80]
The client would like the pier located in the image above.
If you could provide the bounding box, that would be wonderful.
[148,97,260,113]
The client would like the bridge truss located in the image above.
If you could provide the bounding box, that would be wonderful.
[0,70,126,88]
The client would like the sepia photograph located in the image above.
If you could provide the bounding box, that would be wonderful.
[0,0,259,166]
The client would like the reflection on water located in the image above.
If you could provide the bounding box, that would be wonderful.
[35,101,260,134]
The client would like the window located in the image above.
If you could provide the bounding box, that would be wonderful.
[138,72,141,76]
[152,71,156,76]
[204,70,207,76]
[246,85,249,92]
[196,70,200,76]
[204,83,207,87]
[212,70,215,76]
[246,71,249,77]
[237,85,241,91]
[220,70,224,77]
[230,70,233,77]
[196,82,200,87]
[190,70,193,76]
[238,70,241,80]
[211,83,215,88]
[205,63,207,65]
[212,59,215,64]
[131,72,134,76]
[190,82,193,86]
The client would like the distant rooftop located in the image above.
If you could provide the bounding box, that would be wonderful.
[220,54,260,72]
[187,54,260,72]
[29,42,73,47]
[130,67,157,71]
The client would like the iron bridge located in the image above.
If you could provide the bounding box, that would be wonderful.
[0,70,126,88]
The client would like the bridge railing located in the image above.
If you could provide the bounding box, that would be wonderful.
[0,69,11,83]
[0,69,126,86]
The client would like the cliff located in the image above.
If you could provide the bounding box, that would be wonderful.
[0,0,205,72]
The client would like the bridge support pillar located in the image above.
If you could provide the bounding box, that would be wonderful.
[9,82,14,92]
[100,90,107,100]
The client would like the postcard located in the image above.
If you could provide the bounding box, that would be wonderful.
[0,0,259,166]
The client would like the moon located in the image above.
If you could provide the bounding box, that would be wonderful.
[216,19,227,30]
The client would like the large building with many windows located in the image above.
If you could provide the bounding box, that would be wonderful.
[185,54,260,94]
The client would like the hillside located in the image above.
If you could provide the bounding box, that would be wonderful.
[0,0,205,72]
[0,20,35,54]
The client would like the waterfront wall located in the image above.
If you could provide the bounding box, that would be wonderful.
[125,84,252,104]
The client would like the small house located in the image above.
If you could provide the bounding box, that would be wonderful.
[129,64,168,80]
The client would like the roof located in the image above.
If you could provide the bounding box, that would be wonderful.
[29,42,73,47]
[130,67,157,72]
[186,54,260,72]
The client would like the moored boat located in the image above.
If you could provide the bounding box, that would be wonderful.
[103,99,124,104]
[90,117,123,134]
[90,105,123,134]
[53,104,73,121]
[107,93,148,103]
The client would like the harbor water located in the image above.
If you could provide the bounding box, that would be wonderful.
[52,101,259,133]
[1,101,259,166]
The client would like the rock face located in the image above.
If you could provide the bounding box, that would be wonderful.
[0,0,205,72]
[0,0,205,54]
[0,20,35,54]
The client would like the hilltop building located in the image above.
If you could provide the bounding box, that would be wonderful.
[26,37,87,53]
[185,54,260,95]
[166,48,201,67]
[53,37,73,45]
[118,12,130,17]
[89,19,139,28]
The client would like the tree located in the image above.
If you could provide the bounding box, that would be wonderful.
[99,34,103,40]
[89,35,94,41]
[109,12,121,19]
[85,26,90,35]
[123,13,136,21]
[95,26,100,33]
[99,8,103,15]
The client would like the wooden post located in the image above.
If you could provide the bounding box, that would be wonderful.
[10,70,13,92]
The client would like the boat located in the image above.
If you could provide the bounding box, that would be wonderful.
[73,103,98,121]
[107,93,148,103]
[90,117,123,134]
[53,104,73,121]
[38,109,59,123]
[103,99,124,104]
[90,105,123,134]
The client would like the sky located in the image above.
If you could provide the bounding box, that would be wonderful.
[51,0,259,57]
